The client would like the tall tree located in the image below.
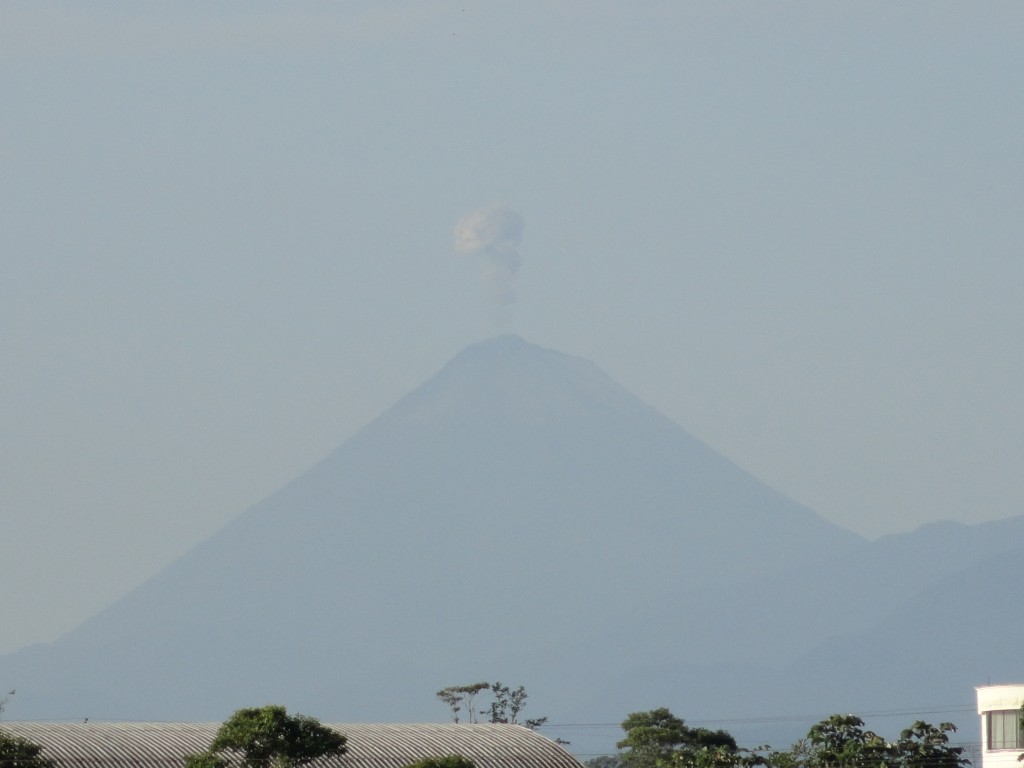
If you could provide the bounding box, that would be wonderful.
[436,683,490,724]
[890,721,968,768]
[436,682,550,731]
[617,708,736,768]
[773,715,968,768]
[804,715,889,768]
[187,705,346,768]
[484,683,548,730]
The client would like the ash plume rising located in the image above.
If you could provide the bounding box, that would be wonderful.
[454,205,524,309]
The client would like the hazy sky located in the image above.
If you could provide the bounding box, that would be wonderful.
[2,2,1022,655]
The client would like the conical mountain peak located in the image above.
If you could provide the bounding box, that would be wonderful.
[0,337,863,727]
[454,332,535,355]
[385,335,646,436]
[427,334,602,387]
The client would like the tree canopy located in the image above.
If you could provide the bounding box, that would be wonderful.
[617,708,737,768]
[187,705,346,768]
[593,710,968,768]
[436,684,490,725]
[0,732,57,768]
[404,757,476,768]
[769,716,968,768]
[890,721,968,768]
[436,682,549,730]
[484,683,548,730]
[804,714,888,768]
[0,692,58,768]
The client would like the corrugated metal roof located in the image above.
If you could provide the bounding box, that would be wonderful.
[1,723,582,768]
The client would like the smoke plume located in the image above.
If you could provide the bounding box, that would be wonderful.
[454,205,524,306]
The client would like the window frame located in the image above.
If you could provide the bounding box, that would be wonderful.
[987,710,1024,750]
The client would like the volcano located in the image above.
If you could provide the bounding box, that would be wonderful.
[11,336,1012,752]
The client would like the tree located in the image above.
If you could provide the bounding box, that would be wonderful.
[0,732,57,768]
[405,757,476,768]
[188,705,347,768]
[0,691,57,768]
[618,708,691,768]
[617,708,736,768]
[890,722,968,768]
[184,753,230,768]
[668,747,767,768]
[483,683,548,730]
[771,715,969,768]
[804,715,889,768]
[435,682,550,731]
[765,739,813,768]
[1019,704,1024,764]
[611,711,969,768]
[436,683,490,724]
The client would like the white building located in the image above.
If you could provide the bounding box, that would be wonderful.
[977,684,1024,768]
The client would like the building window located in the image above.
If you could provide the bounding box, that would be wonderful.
[987,710,1024,750]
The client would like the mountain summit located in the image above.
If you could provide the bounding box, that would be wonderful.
[4,337,863,725]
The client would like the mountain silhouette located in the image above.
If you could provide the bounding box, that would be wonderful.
[2,336,1016,754]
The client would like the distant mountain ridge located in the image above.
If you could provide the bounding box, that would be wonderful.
[2,336,1019,756]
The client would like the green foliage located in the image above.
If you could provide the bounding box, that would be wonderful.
[891,721,967,768]
[183,753,230,768]
[599,709,977,768]
[0,689,52,768]
[1020,704,1024,764]
[436,684,490,724]
[404,757,476,768]
[202,705,347,768]
[765,739,812,768]
[609,711,968,768]
[768,716,968,768]
[618,708,690,759]
[805,715,888,768]
[668,746,766,768]
[610,710,972,768]
[436,682,549,731]
[617,708,737,768]
[484,683,548,730]
[0,731,57,768]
